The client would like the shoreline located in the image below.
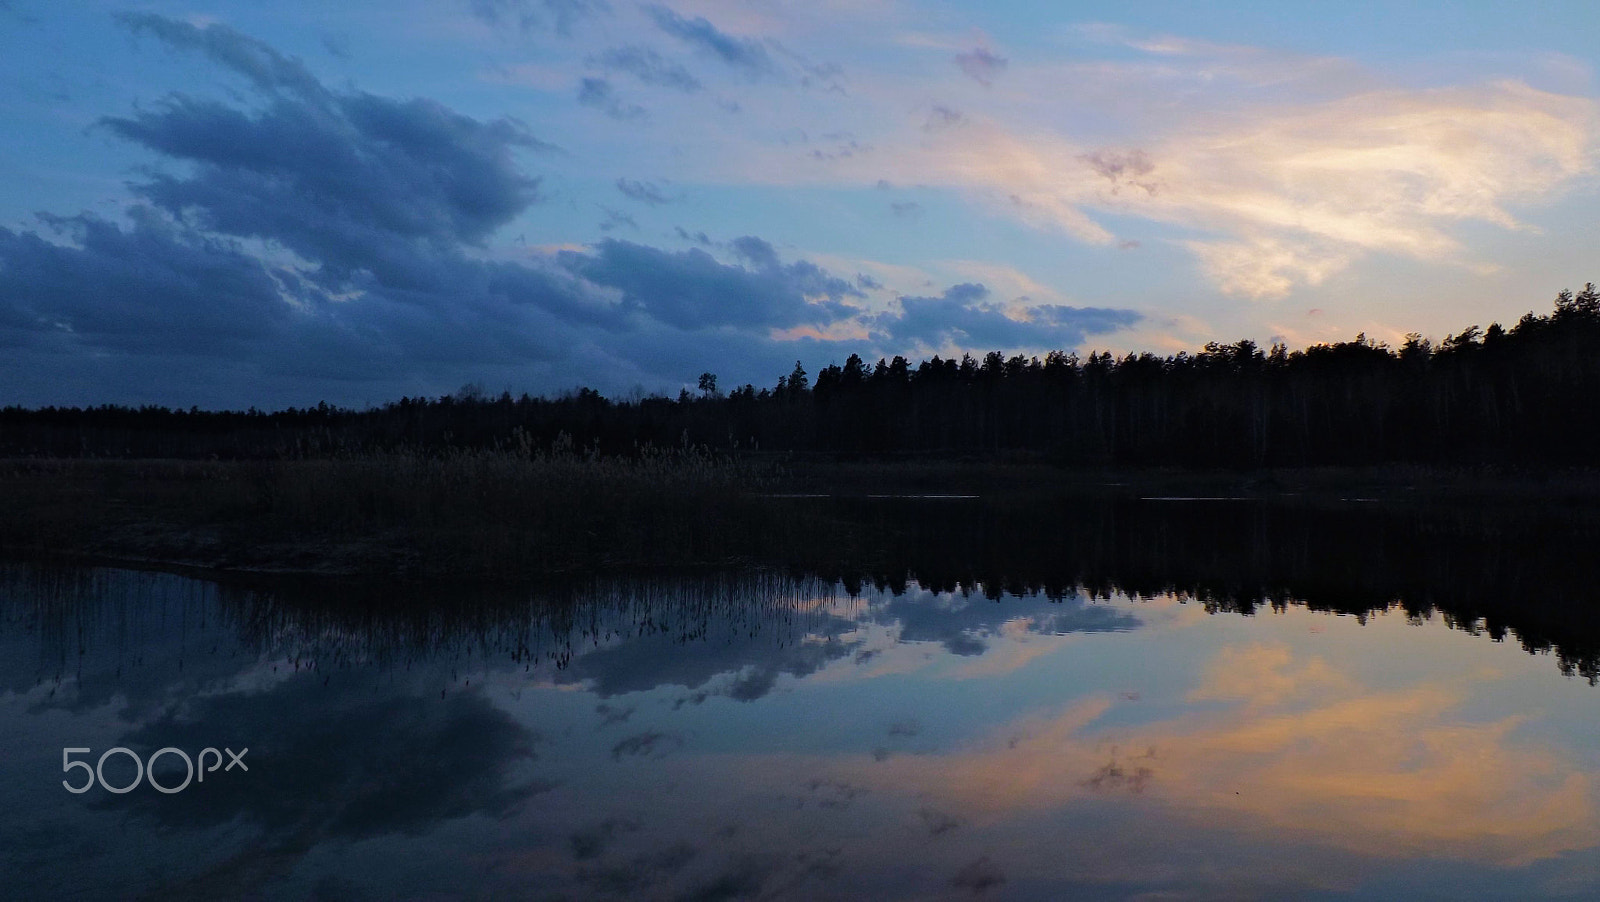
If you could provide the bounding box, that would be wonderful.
[8,456,1600,584]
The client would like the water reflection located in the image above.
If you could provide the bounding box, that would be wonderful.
[2,514,1599,898]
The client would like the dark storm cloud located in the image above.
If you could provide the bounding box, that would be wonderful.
[104,93,545,262]
[876,283,1141,349]
[1,16,862,402]
[467,0,609,35]
[578,76,648,120]
[559,237,860,331]
[728,234,780,269]
[0,209,288,354]
[644,5,775,78]
[111,14,551,269]
[954,47,1007,86]
[0,208,622,386]
[1,6,878,399]
[593,45,703,92]
[77,17,622,380]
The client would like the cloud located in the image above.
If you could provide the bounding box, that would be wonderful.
[875,283,1140,350]
[728,234,781,268]
[674,226,713,246]
[889,201,922,219]
[321,33,352,61]
[467,0,609,36]
[795,58,846,93]
[923,104,965,131]
[0,16,889,405]
[874,585,1137,658]
[1072,22,1364,93]
[1185,237,1352,300]
[616,177,678,205]
[637,27,1592,302]
[644,5,775,78]
[593,45,702,93]
[954,47,1007,86]
[100,671,547,896]
[578,76,647,120]
[549,581,1137,703]
[0,209,288,354]
[803,641,1600,874]
[1187,642,1352,707]
[105,95,545,255]
[118,11,328,98]
[598,206,638,231]
[559,236,860,331]
[1080,148,1156,191]
[808,133,871,161]
[865,76,1597,297]
[2,15,1154,406]
[1146,83,1596,260]
[109,15,552,257]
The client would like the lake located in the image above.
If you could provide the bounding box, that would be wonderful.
[2,499,1599,900]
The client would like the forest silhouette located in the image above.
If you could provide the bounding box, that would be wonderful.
[4,284,1600,468]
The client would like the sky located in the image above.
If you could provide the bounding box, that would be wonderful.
[1,0,1597,408]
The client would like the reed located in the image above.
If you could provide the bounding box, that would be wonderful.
[0,437,846,579]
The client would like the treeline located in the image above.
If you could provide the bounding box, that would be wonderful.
[4,284,1600,467]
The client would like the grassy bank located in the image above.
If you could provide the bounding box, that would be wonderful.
[7,451,1600,581]
[0,446,839,579]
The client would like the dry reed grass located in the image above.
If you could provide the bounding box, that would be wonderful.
[0,436,833,578]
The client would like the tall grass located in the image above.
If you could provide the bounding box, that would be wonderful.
[258,436,775,573]
[0,437,843,578]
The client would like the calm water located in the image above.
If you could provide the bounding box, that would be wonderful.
[3,526,1600,899]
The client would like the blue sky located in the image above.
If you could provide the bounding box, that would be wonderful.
[1,0,1597,407]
